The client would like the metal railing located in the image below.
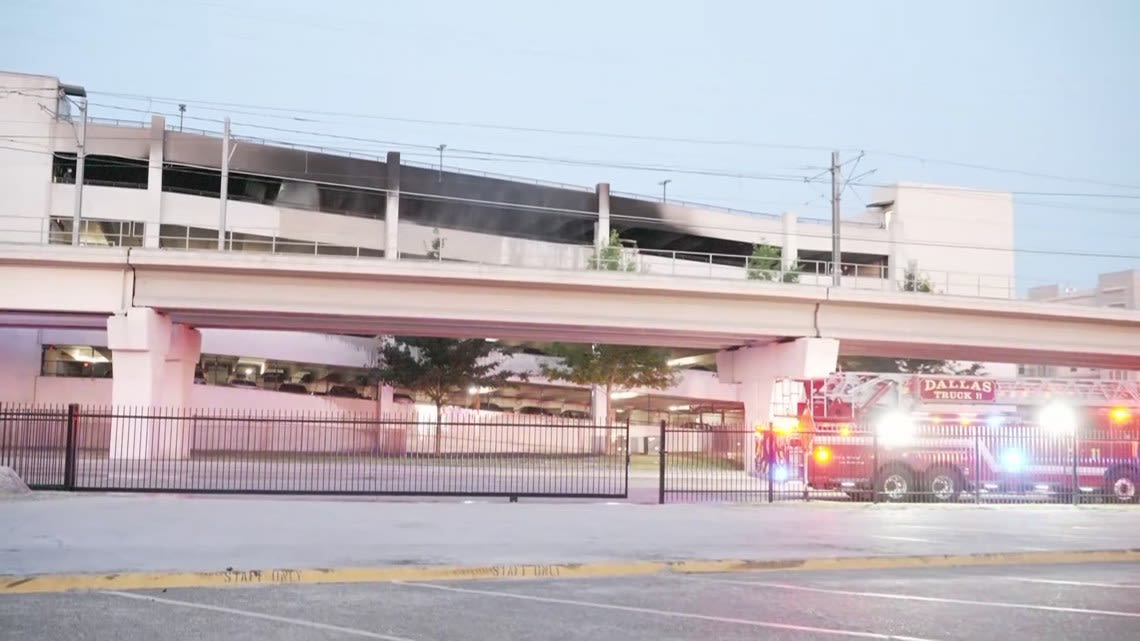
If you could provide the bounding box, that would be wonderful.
[0,404,629,499]
[659,421,1140,505]
[0,210,1049,302]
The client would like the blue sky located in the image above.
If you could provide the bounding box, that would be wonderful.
[2,0,1137,290]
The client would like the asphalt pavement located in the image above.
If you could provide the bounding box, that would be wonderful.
[3,561,1137,640]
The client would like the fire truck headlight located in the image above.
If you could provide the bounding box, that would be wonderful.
[877,410,916,446]
[1002,449,1025,473]
[1039,402,1078,435]
[1109,406,1132,425]
[814,446,831,465]
[773,464,789,482]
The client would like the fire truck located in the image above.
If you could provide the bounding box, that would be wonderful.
[796,373,1140,503]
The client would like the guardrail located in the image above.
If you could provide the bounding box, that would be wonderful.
[0,211,1036,302]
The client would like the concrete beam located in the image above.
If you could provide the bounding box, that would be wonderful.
[2,246,1139,369]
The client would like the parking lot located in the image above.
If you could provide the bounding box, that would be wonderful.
[3,561,1137,640]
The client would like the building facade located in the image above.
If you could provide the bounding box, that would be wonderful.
[1023,270,1140,380]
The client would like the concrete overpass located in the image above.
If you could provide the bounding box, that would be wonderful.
[5,244,1139,459]
[3,245,1139,369]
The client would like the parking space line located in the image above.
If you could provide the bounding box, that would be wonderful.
[692,578,1140,618]
[1006,578,1140,589]
[102,591,419,641]
[393,581,940,640]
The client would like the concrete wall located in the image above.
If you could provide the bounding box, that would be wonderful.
[880,183,1017,297]
[0,329,42,403]
[0,73,58,244]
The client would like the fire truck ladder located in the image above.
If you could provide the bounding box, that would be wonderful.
[813,373,906,416]
[989,377,1140,406]
[815,373,1140,409]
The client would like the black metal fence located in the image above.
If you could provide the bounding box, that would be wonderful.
[660,422,1140,505]
[0,404,629,499]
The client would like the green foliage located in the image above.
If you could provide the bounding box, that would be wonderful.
[588,230,637,272]
[425,227,445,260]
[540,343,679,424]
[746,242,800,283]
[902,265,934,293]
[836,355,984,376]
[372,337,522,452]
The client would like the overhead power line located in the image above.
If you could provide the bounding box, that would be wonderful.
[81,88,1140,193]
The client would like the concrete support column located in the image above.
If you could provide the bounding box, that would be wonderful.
[154,323,202,459]
[780,211,798,271]
[716,338,840,477]
[589,385,610,454]
[595,182,611,250]
[384,151,401,260]
[887,218,906,285]
[144,115,165,249]
[106,308,199,460]
[377,384,395,413]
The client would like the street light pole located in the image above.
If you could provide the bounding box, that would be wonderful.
[658,179,671,202]
[71,96,88,246]
[437,144,446,183]
[830,150,841,286]
[218,117,231,250]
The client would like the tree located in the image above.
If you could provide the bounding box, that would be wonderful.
[425,227,445,260]
[539,344,680,426]
[589,230,637,272]
[836,263,984,375]
[746,241,800,283]
[372,337,522,453]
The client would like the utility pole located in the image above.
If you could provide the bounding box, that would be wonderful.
[178,103,186,132]
[658,179,671,202]
[437,144,446,183]
[71,97,88,246]
[830,150,841,286]
[218,117,230,250]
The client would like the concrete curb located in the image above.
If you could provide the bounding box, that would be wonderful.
[3,548,1139,595]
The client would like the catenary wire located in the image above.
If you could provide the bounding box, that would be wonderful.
[81,88,1140,192]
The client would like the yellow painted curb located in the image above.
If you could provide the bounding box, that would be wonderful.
[3,549,1139,595]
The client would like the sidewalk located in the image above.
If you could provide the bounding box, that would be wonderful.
[3,493,1137,577]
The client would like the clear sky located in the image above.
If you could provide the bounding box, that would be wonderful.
[2,0,1137,290]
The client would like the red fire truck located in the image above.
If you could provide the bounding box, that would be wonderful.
[797,373,1140,503]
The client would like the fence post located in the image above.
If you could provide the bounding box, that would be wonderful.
[871,425,880,504]
[974,424,981,504]
[63,403,79,490]
[766,426,774,504]
[657,419,666,505]
[1072,431,1080,506]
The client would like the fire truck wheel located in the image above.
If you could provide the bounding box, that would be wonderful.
[1105,468,1139,504]
[924,467,963,503]
[876,465,915,502]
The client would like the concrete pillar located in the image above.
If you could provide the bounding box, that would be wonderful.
[780,211,798,271]
[106,308,199,459]
[716,338,840,477]
[888,218,905,285]
[378,384,394,413]
[595,182,611,249]
[144,115,165,249]
[384,151,401,260]
[590,385,609,426]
